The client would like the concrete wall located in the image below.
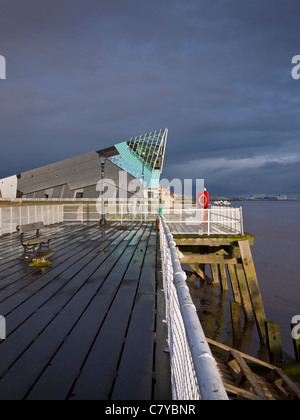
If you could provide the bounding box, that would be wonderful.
[0,175,18,199]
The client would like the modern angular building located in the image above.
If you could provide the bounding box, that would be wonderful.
[0,128,168,200]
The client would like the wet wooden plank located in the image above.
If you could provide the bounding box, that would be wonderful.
[111,292,156,400]
[138,245,156,294]
[70,241,148,400]
[0,228,120,323]
[68,227,150,398]
[26,240,140,400]
[0,225,113,296]
[0,221,168,400]
[229,351,268,400]
[0,230,136,399]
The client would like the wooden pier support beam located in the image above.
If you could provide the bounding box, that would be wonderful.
[231,302,242,341]
[210,263,220,285]
[188,263,213,284]
[235,263,255,321]
[176,234,273,349]
[238,240,268,347]
[227,264,242,305]
[218,264,228,291]
[266,322,283,364]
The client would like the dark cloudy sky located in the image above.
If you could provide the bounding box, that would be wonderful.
[0,0,300,196]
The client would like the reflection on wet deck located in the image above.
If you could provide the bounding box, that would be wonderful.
[0,221,171,400]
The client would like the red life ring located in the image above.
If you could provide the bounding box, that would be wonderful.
[198,191,209,209]
[204,190,209,209]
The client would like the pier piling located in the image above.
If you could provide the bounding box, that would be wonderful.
[176,233,279,356]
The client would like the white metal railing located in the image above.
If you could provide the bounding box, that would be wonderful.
[0,202,244,237]
[0,202,157,235]
[0,205,63,235]
[61,201,159,223]
[160,216,228,400]
[163,206,244,235]
[0,198,98,202]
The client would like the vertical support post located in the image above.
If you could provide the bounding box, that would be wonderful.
[10,206,13,233]
[231,302,242,341]
[235,264,255,321]
[210,263,220,285]
[218,264,228,291]
[238,240,267,346]
[99,155,107,227]
[227,264,242,305]
[266,322,283,364]
[207,209,210,235]
[240,207,244,235]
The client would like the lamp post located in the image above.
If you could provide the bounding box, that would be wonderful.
[141,151,146,220]
[99,154,107,226]
[141,151,145,191]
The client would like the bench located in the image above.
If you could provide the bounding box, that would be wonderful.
[17,222,57,259]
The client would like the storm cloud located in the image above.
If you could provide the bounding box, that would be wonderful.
[0,0,299,196]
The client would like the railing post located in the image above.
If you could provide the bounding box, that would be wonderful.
[207,209,210,235]
[10,207,13,233]
[240,206,244,235]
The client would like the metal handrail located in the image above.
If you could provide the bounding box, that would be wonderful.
[160,216,228,400]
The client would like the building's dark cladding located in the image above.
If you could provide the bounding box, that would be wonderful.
[13,129,168,199]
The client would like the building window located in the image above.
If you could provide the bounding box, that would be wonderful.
[74,189,84,199]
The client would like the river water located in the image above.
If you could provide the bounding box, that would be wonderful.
[188,200,300,360]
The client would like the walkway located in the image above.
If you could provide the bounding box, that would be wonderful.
[0,221,171,400]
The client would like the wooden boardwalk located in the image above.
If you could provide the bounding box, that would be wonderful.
[0,221,171,400]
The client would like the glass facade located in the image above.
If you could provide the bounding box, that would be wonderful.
[108,128,168,189]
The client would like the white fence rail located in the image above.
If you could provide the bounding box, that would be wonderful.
[0,203,244,237]
[160,216,228,400]
[0,205,63,235]
[163,206,244,235]
[0,203,156,235]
